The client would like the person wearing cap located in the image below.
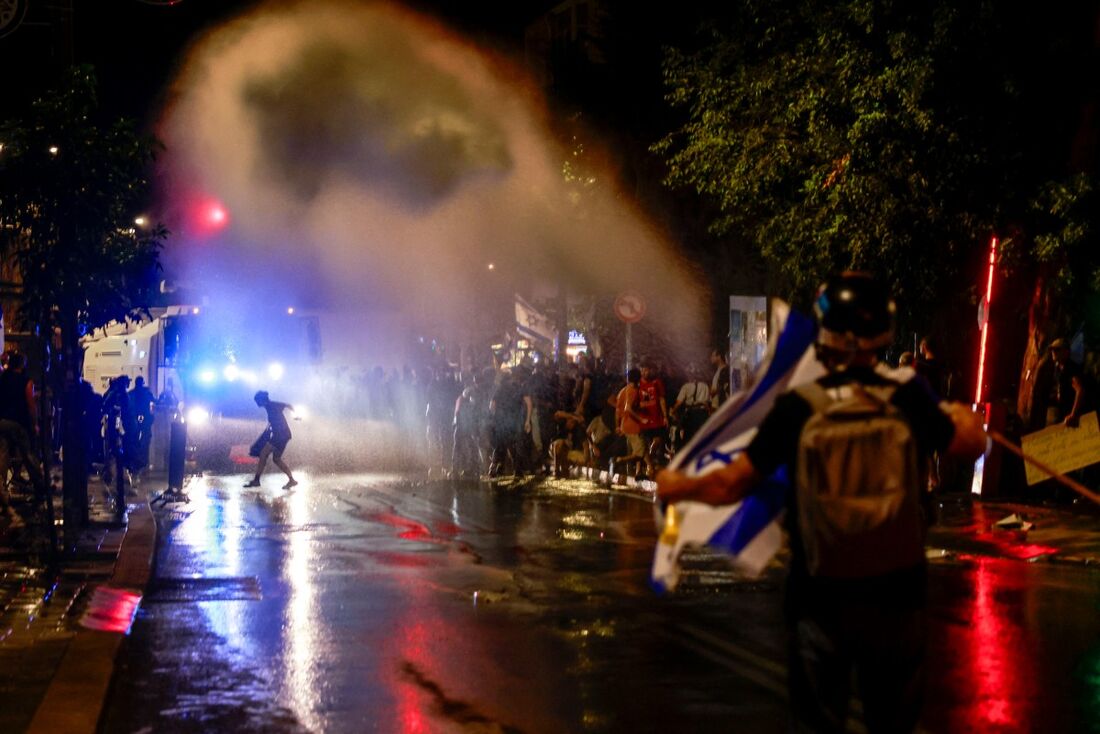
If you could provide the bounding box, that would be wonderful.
[658,272,985,733]
[1048,338,1094,428]
[245,390,298,489]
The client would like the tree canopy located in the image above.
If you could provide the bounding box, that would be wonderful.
[0,65,165,339]
[653,0,1099,345]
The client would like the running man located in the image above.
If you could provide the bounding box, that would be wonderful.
[245,390,298,489]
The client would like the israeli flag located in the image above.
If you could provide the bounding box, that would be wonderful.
[652,302,824,593]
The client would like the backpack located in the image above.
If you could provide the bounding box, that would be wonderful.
[794,380,925,579]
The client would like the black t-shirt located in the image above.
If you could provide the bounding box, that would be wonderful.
[916,356,952,401]
[0,370,32,432]
[744,365,956,613]
[1053,359,1095,417]
[128,386,156,418]
[492,379,525,429]
[264,401,292,440]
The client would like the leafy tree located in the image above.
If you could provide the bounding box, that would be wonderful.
[653,1,1007,324]
[1006,174,1099,427]
[0,65,165,540]
[654,1,1100,420]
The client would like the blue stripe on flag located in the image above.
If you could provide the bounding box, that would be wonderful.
[706,468,790,554]
[652,305,821,592]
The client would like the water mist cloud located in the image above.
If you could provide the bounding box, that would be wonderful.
[160,0,704,361]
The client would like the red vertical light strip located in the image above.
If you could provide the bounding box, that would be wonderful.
[974,236,998,405]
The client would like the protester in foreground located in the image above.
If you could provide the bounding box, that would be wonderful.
[245,390,298,489]
[658,272,985,733]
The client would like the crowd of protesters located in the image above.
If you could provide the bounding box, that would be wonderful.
[322,349,736,482]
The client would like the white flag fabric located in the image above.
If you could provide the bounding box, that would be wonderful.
[652,302,824,593]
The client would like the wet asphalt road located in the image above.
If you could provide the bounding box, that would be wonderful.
[101,471,1100,734]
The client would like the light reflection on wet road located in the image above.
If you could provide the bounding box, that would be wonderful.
[102,473,1100,733]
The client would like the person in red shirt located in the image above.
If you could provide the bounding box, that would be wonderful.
[637,361,669,478]
[613,368,646,477]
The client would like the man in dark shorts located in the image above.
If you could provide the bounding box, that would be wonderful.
[245,390,298,489]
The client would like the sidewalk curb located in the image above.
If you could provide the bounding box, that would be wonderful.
[25,495,156,734]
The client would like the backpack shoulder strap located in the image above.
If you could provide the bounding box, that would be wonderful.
[793,381,834,413]
[860,379,900,407]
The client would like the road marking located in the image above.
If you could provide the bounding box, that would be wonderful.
[667,622,881,734]
[676,622,787,677]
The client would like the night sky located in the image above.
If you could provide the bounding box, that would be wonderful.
[1,0,554,126]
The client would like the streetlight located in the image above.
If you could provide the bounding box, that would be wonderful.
[48,145,59,155]
[134,216,148,227]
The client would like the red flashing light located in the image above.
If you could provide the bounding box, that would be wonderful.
[187,195,230,238]
[974,236,998,405]
[208,204,227,225]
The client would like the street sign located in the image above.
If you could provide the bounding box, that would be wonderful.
[613,291,646,324]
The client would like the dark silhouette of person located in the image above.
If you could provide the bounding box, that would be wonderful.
[0,353,46,512]
[101,375,139,482]
[245,390,297,489]
[659,273,986,734]
[128,376,156,470]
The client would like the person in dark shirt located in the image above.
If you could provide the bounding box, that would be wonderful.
[488,369,525,477]
[128,376,157,470]
[0,352,37,436]
[245,390,298,489]
[1049,338,1095,427]
[0,353,46,511]
[659,273,985,734]
[101,375,139,480]
[916,336,952,400]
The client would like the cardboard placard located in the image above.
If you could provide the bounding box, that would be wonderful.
[1020,411,1100,485]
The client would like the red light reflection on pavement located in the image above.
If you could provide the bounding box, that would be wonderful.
[970,535,1059,560]
[432,521,462,536]
[955,558,1037,731]
[363,551,438,568]
[79,586,142,634]
[368,512,434,542]
[397,623,433,734]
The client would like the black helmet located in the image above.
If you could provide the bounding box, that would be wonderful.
[813,272,895,351]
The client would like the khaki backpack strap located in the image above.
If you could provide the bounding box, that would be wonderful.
[858,381,899,407]
[793,382,834,413]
